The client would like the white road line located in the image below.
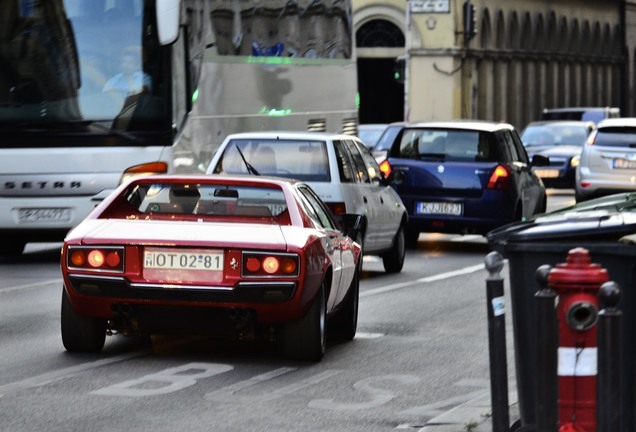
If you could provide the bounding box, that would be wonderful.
[0,279,62,294]
[361,263,486,298]
[0,349,151,397]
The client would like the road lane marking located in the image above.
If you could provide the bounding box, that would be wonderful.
[204,368,340,403]
[0,349,150,397]
[361,263,486,298]
[309,374,420,411]
[93,362,234,396]
[0,279,61,294]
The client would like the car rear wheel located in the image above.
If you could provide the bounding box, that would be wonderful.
[330,269,359,341]
[61,288,106,353]
[283,283,326,361]
[382,225,405,273]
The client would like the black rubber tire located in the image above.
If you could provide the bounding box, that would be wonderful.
[283,284,327,361]
[405,227,419,249]
[382,225,405,273]
[61,288,106,353]
[0,239,25,256]
[330,269,359,341]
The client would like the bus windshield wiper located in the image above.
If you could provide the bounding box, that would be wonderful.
[234,144,261,175]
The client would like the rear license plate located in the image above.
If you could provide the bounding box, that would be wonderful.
[143,248,224,284]
[612,158,636,169]
[18,208,71,223]
[416,202,463,216]
[534,168,559,178]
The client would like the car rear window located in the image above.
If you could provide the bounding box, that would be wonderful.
[521,124,590,146]
[213,139,331,181]
[593,127,636,148]
[392,128,499,162]
[122,183,288,218]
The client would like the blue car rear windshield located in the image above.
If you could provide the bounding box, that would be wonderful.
[393,129,499,162]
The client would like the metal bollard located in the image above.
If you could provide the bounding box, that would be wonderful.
[485,251,510,432]
[534,264,558,432]
[597,281,621,432]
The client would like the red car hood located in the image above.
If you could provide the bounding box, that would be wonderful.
[69,219,289,250]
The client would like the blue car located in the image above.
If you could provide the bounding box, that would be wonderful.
[521,120,595,189]
[376,120,549,245]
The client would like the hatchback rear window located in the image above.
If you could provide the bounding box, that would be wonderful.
[213,139,331,181]
[392,129,499,162]
[593,127,636,148]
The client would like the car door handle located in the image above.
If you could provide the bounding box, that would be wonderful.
[363,196,368,203]
[380,197,384,204]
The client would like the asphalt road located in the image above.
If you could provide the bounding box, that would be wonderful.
[0,190,576,432]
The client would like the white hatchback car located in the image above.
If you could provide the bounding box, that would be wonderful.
[206,131,408,273]
[575,117,636,202]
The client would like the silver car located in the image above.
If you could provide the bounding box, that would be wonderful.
[575,118,636,202]
[206,131,408,273]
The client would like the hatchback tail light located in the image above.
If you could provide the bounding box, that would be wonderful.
[242,252,299,277]
[486,165,510,190]
[67,246,125,272]
[379,159,392,178]
[326,202,347,216]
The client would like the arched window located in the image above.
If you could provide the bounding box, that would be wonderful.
[479,8,492,49]
[495,10,506,50]
[356,19,404,48]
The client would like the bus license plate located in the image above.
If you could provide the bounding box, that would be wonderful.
[18,208,71,223]
[416,202,463,216]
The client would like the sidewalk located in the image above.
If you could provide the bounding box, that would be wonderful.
[417,385,519,432]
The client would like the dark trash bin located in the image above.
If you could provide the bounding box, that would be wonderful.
[487,192,636,432]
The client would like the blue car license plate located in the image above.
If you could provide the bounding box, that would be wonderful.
[416,202,463,216]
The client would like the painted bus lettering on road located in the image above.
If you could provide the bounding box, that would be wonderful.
[92,362,233,397]
[308,375,420,411]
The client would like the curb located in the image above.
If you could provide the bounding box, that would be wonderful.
[416,387,519,432]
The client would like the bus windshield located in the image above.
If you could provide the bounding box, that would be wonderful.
[0,0,170,140]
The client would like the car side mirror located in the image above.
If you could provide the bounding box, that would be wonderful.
[341,214,363,241]
[531,154,550,167]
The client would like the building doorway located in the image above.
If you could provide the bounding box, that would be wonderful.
[356,19,405,124]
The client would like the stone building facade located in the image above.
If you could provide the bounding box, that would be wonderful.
[353,0,630,130]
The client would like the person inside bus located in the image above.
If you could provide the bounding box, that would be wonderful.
[102,47,152,96]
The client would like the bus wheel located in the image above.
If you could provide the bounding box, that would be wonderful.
[0,239,25,256]
[61,288,106,353]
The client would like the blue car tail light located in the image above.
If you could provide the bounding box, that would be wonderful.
[486,165,510,190]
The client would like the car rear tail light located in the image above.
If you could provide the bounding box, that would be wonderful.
[379,159,392,178]
[486,165,510,190]
[67,246,125,272]
[242,252,299,277]
[120,161,169,184]
[326,202,347,216]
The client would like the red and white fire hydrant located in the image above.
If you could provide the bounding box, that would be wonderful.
[548,247,609,432]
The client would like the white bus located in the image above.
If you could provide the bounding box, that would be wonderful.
[0,0,358,255]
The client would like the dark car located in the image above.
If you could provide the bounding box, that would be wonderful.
[377,120,548,245]
[540,106,620,125]
[520,120,595,189]
[61,175,362,361]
